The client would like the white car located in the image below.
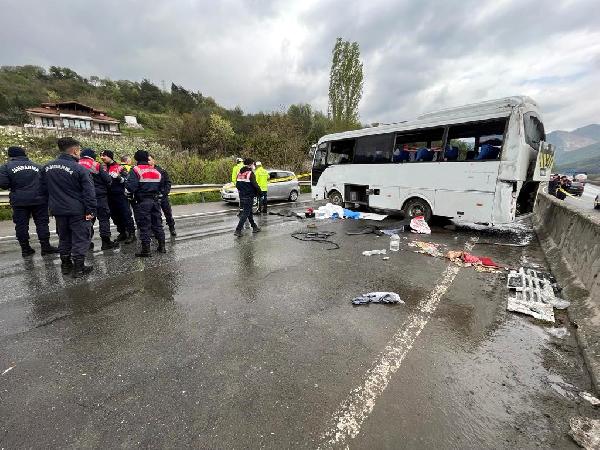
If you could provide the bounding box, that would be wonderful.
[221,170,300,204]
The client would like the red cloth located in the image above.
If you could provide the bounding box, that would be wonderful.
[479,257,499,267]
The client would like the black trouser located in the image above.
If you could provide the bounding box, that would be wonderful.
[133,197,165,245]
[160,196,174,227]
[55,215,92,258]
[12,204,50,243]
[236,197,257,232]
[108,193,135,234]
[258,191,268,212]
[90,196,111,239]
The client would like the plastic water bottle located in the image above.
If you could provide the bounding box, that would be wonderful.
[390,234,400,252]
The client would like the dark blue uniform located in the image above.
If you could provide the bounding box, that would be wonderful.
[79,156,112,240]
[104,161,136,236]
[155,165,175,229]
[40,154,97,258]
[125,164,165,245]
[0,156,51,245]
[235,167,260,234]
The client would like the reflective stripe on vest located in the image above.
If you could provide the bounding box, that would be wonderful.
[107,163,123,175]
[79,157,100,174]
[133,164,162,183]
[237,170,252,182]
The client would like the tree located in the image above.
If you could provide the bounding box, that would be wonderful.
[328,37,363,131]
[206,113,235,154]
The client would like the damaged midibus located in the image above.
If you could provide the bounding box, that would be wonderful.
[311,96,553,224]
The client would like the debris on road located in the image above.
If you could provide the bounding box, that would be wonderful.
[351,292,404,305]
[314,204,388,221]
[268,209,305,219]
[291,231,339,250]
[410,216,431,234]
[506,267,569,322]
[546,327,569,339]
[2,366,15,375]
[362,249,387,256]
[580,391,600,407]
[569,416,600,449]
[408,241,444,257]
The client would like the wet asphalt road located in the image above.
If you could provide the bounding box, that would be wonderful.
[0,201,599,449]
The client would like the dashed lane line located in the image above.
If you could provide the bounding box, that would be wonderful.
[319,239,476,449]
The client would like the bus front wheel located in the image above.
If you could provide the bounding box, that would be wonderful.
[328,190,343,206]
[402,198,432,222]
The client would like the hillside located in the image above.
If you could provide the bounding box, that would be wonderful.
[547,124,600,174]
[0,65,346,169]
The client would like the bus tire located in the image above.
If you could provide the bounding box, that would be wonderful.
[328,190,343,206]
[402,197,432,222]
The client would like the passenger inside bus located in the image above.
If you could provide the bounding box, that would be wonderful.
[443,145,459,161]
[393,147,411,163]
[415,147,434,161]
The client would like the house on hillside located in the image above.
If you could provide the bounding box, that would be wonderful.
[24,101,121,135]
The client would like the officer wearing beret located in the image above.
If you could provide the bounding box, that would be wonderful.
[126,150,166,257]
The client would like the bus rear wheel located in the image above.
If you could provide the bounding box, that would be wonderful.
[402,198,432,222]
[328,190,343,206]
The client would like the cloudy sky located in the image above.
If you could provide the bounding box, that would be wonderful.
[1,0,599,131]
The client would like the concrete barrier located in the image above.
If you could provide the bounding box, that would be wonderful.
[533,191,600,391]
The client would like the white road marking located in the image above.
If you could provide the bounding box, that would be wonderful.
[320,239,475,448]
[2,366,14,375]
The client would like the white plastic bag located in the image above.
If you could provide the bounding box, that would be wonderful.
[410,216,431,234]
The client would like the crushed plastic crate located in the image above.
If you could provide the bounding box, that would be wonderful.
[506,267,566,323]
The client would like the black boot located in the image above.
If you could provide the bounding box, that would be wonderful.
[252,225,261,233]
[40,239,59,255]
[19,240,35,257]
[124,232,136,244]
[101,236,120,250]
[157,239,167,253]
[60,256,73,275]
[72,256,93,278]
[116,233,128,242]
[135,242,152,257]
[168,224,177,236]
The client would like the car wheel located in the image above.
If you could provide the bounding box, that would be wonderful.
[328,190,343,206]
[289,190,299,202]
[402,197,432,222]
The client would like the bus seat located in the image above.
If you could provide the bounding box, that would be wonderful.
[415,147,433,162]
[393,149,411,163]
[444,145,459,161]
[476,144,500,160]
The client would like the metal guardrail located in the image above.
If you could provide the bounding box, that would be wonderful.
[0,177,311,205]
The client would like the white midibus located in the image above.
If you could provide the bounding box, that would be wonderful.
[311,96,554,224]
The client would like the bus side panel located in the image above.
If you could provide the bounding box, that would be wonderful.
[434,190,494,222]
[491,181,518,224]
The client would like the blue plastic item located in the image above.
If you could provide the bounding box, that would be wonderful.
[343,209,361,219]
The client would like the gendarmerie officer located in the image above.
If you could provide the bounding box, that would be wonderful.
[39,137,96,277]
[100,150,136,244]
[0,146,58,257]
[148,154,176,236]
[126,150,166,257]
[79,148,119,250]
[234,158,261,237]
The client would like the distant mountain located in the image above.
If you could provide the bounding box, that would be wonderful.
[548,124,600,174]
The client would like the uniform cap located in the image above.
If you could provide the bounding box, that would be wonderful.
[101,150,114,160]
[236,157,243,163]
[81,148,97,159]
[255,161,262,166]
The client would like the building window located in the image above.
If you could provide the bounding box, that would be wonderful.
[41,117,55,127]
[98,123,110,132]
[63,118,91,130]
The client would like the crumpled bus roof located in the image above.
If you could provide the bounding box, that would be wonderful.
[318,95,541,144]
